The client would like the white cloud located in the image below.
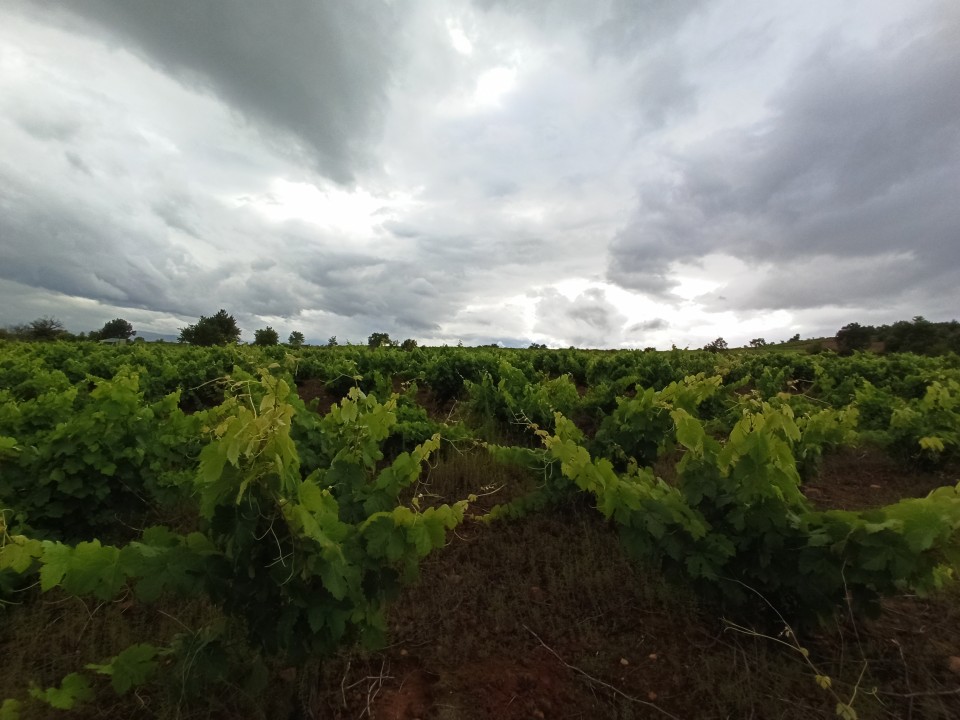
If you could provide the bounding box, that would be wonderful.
[241,180,418,239]
[446,18,474,55]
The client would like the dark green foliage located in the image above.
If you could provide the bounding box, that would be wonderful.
[882,316,960,355]
[179,310,241,346]
[1,371,468,713]
[857,379,960,467]
[288,330,305,347]
[94,318,135,341]
[465,360,580,433]
[28,316,67,341]
[835,322,874,354]
[368,332,394,349]
[253,326,279,346]
[2,339,960,715]
[591,374,722,469]
[498,387,959,624]
[0,369,202,539]
[422,348,502,403]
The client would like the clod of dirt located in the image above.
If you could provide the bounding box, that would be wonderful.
[948,656,960,677]
[373,666,436,720]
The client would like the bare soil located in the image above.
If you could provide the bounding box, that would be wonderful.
[310,447,960,720]
[804,445,958,510]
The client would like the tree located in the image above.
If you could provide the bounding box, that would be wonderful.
[29,316,66,341]
[253,326,279,346]
[883,316,938,355]
[95,318,135,341]
[400,338,418,351]
[288,330,305,348]
[789,333,801,343]
[367,332,394,349]
[835,322,873,354]
[749,338,767,348]
[528,342,548,350]
[179,309,241,346]
[1,323,31,340]
[327,336,338,347]
[703,337,728,353]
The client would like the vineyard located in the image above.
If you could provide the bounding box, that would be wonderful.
[1,341,960,719]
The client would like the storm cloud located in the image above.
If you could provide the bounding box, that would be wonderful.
[1,0,957,347]
[18,0,399,182]
[609,2,960,312]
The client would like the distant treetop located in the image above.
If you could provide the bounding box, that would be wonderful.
[253,326,279,346]
[179,309,241,346]
[94,318,135,341]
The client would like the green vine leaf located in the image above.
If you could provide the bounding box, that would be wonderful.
[86,644,161,695]
[0,699,21,720]
[28,672,93,710]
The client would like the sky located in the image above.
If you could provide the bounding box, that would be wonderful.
[1,0,958,348]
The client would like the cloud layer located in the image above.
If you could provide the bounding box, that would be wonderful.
[1,0,957,347]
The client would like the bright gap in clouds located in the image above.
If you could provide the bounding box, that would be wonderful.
[670,276,723,301]
[446,18,474,55]
[474,67,517,107]
[240,180,417,236]
[520,274,802,349]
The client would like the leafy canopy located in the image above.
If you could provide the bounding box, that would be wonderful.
[95,318,135,341]
[179,310,241,346]
[253,327,279,346]
[29,316,67,341]
[368,332,394,349]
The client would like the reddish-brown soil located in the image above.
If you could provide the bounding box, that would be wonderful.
[296,377,341,415]
[371,662,438,720]
[307,444,960,720]
[804,445,958,510]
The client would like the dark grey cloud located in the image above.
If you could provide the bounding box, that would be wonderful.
[64,151,93,175]
[152,195,201,237]
[0,167,178,311]
[18,0,400,183]
[627,318,667,333]
[16,113,84,142]
[292,248,451,333]
[609,4,960,310]
[0,159,311,325]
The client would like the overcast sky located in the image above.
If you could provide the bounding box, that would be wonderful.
[1,1,957,348]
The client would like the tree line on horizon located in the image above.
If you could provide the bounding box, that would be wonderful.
[834,316,960,355]
[2,311,960,356]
